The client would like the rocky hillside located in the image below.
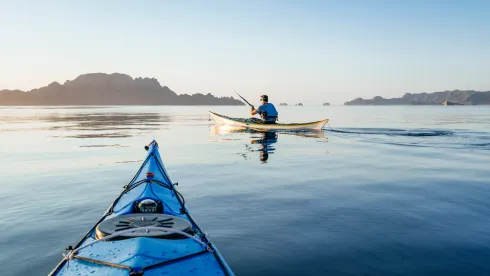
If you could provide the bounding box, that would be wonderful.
[0,73,243,105]
[344,90,490,105]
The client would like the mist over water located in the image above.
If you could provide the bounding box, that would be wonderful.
[1,105,489,276]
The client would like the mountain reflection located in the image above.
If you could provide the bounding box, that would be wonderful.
[0,111,172,138]
[46,113,170,130]
[46,112,172,138]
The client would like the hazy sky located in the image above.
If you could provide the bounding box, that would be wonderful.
[1,0,489,104]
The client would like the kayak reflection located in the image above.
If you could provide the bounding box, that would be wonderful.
[210,125,326,163]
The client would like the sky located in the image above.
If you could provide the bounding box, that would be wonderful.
[1,0,489,104]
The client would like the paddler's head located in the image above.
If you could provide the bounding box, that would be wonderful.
[260,95,268,103]
[260,151,269,163]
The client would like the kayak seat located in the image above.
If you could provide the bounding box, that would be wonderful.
[95,214,193,240]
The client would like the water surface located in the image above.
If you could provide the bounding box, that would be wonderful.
[0,106,489,275]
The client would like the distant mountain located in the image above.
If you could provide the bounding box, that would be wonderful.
[344,90,490,105]
[0,73,244,106]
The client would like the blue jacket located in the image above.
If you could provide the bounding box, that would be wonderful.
[257,103,278,122]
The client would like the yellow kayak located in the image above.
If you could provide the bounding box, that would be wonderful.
[209,111,328,131]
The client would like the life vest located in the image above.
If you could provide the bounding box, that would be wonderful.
[260,103,278,122]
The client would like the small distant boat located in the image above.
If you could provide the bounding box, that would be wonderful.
[209,112,328,131]
[442,100,463,106]
[279,103,288,106]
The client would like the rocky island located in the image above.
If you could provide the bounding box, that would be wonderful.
[0,73,244,106]
[344,90,490,105]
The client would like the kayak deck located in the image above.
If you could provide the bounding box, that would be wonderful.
[209,111,328,131]
[50,141,233,276]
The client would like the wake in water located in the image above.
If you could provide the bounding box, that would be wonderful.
[328,128,454,137]
[327,128,489,150]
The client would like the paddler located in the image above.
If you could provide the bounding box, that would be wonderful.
[250,95,278,124]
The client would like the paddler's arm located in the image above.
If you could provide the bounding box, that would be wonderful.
[250,105,258,115]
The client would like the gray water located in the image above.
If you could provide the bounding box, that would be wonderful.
[0,106,489,275]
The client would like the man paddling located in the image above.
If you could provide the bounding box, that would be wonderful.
[251,95,278,124]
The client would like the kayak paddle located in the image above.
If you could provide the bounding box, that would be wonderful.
[234,90,254,109]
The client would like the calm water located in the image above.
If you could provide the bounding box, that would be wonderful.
[1,106,489,276]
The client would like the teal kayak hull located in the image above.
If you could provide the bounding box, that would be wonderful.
[50,140,233,276]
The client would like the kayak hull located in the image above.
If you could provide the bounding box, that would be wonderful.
[50,141,233,276]
[209,111,328,131]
